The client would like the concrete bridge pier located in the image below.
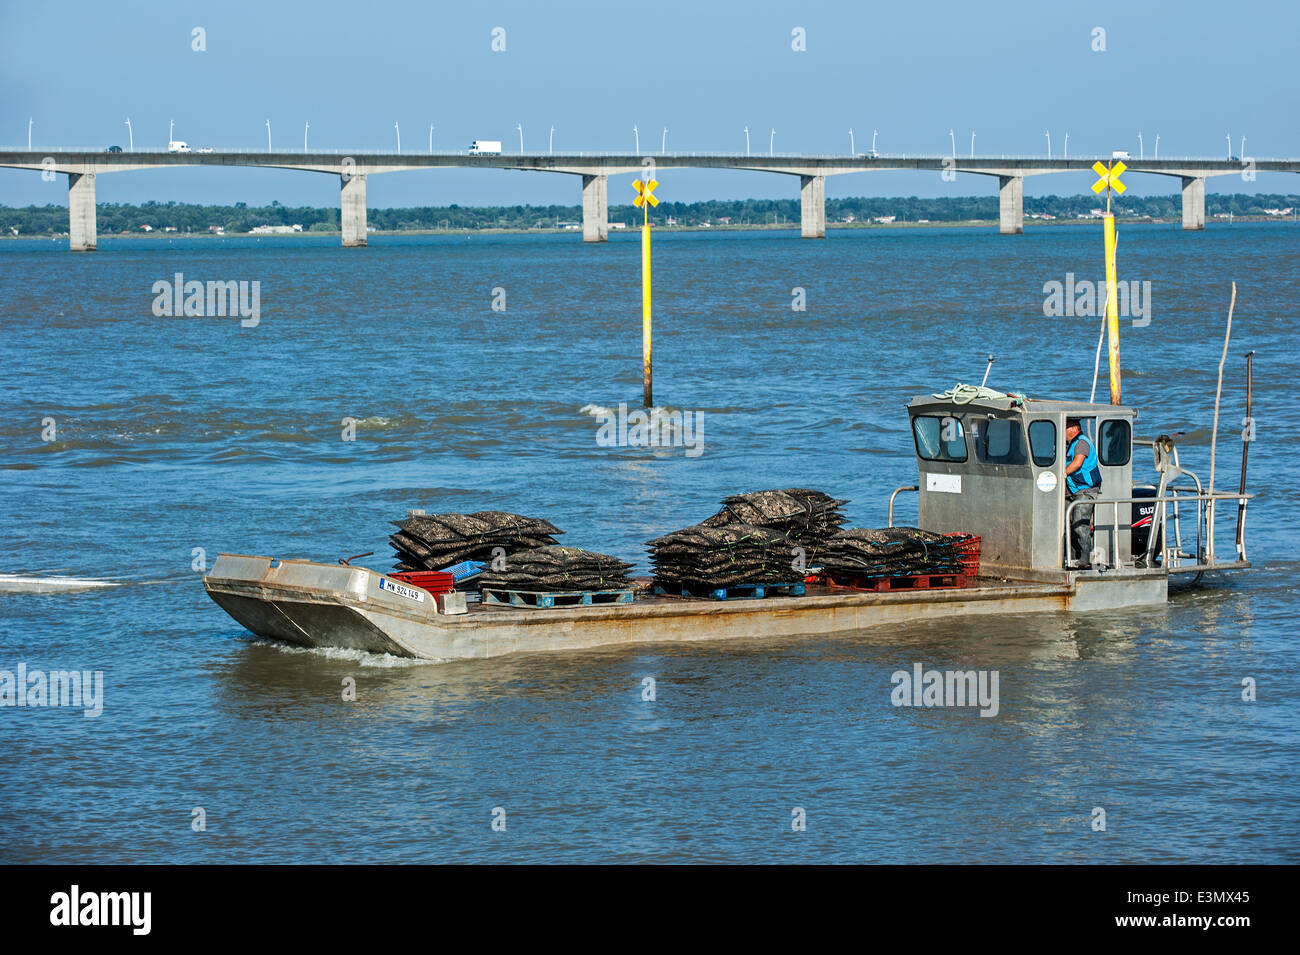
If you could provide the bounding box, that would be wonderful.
[341,173,367,247]
[581,174,608,242]
[68,172,97,251]
[1181,176,1206,230]
[800,175,826,238]
[998,174,1023,234]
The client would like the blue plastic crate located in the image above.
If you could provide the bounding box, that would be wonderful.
[440,560,486,583]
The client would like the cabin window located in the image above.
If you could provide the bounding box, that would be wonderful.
[974,416,1028,465]
[1028,420,1057,467]
[1098,419,1131,467]
[912,415,967,462]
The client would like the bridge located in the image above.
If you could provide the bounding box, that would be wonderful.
[1,148,1296,251]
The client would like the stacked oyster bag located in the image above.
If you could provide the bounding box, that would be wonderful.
[648,523,793,591]
[819,527,966,580]
[477,546,634,593]
[700,488,848,565]
[390,510,562,571]
[649,489,848,592]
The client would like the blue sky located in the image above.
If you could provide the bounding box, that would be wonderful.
[2,0,1296,207]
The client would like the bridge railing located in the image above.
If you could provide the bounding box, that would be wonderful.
[0,147,1286,162]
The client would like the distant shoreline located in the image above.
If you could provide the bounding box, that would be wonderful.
[3,191,1295,239]
[3,216,1295,241]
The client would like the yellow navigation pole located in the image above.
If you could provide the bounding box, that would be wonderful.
[1092,160,1127,405]
[633,176,659,408]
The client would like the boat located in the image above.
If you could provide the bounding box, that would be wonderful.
[206,199,1255,660]
[203,386,1254,661]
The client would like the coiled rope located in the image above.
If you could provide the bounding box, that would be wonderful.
[931,383,1026,405]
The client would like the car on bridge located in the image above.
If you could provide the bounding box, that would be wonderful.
[105,145,122,153]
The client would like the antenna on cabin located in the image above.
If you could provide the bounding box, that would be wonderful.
[981,354,995,388]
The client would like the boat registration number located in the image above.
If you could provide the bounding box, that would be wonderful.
[380,578,426,602]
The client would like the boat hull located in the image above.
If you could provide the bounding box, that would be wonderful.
[203,554,1169,661]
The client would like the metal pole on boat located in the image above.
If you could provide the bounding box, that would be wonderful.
[1208,282,1236,499]
[1207,282,1237,564]
[980,354,994,388]
[1236,350,1254,551]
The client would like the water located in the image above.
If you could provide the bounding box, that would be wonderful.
[1,224,1296,863]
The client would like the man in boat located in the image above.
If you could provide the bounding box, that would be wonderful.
[1064,418,1102,567]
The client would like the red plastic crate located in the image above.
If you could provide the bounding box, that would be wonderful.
[944,534,981,577]
[825,572,968,592]
[388,570,454,594]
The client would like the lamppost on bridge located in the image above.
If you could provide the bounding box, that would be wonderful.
[517,123,524,154]
[170,118,174,144]
[549,125,555,155]
[27,117,32,150]
[304,122,309,152]
[949,128,955,158]
[1064,132,1069,159]
[1155,134,1159,159]
[970,130,975,157]
[1226,133,1232,158]
[124,117,133,152]
[662,127,667,155]
[1045,130,1051,159]
[266,120,271,152]
[395,122,401,154]
[633,124,639,153]
[769,128,775,156]
[872,129,878,157]
[849,128,854,155]
[1138,132,1143,159]
[744,126,750,156]
[1241,136,1246,160]
[429,124,434,155]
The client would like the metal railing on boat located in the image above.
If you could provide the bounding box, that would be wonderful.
[887,482,1251,576]
[888,486,919,526]
[1065,489,1252,575]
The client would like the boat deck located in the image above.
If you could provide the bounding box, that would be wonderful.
[204,554,1172,660]
[453,575,1074,621]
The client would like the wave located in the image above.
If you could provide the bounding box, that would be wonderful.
[244,637,445,667]
[0,574,122,594]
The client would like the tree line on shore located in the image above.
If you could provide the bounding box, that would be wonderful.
[1,193,1295,236]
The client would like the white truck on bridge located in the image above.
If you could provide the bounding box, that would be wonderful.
[469,140,501,155]
[168,140,190,153]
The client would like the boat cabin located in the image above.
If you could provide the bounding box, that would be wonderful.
[903,392,1137,577]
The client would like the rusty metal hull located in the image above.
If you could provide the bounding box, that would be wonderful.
[203,554,1168,661]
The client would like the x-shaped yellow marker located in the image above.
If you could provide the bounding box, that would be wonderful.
[1092,161,1127,195]
[633,178,660,207]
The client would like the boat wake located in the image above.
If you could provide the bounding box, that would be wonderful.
[0,574,123,594]
[244,637,446,667]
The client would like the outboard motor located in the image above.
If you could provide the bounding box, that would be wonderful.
[1131,484,1163,566]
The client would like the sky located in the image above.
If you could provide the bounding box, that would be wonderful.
[1,0,1296,208]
